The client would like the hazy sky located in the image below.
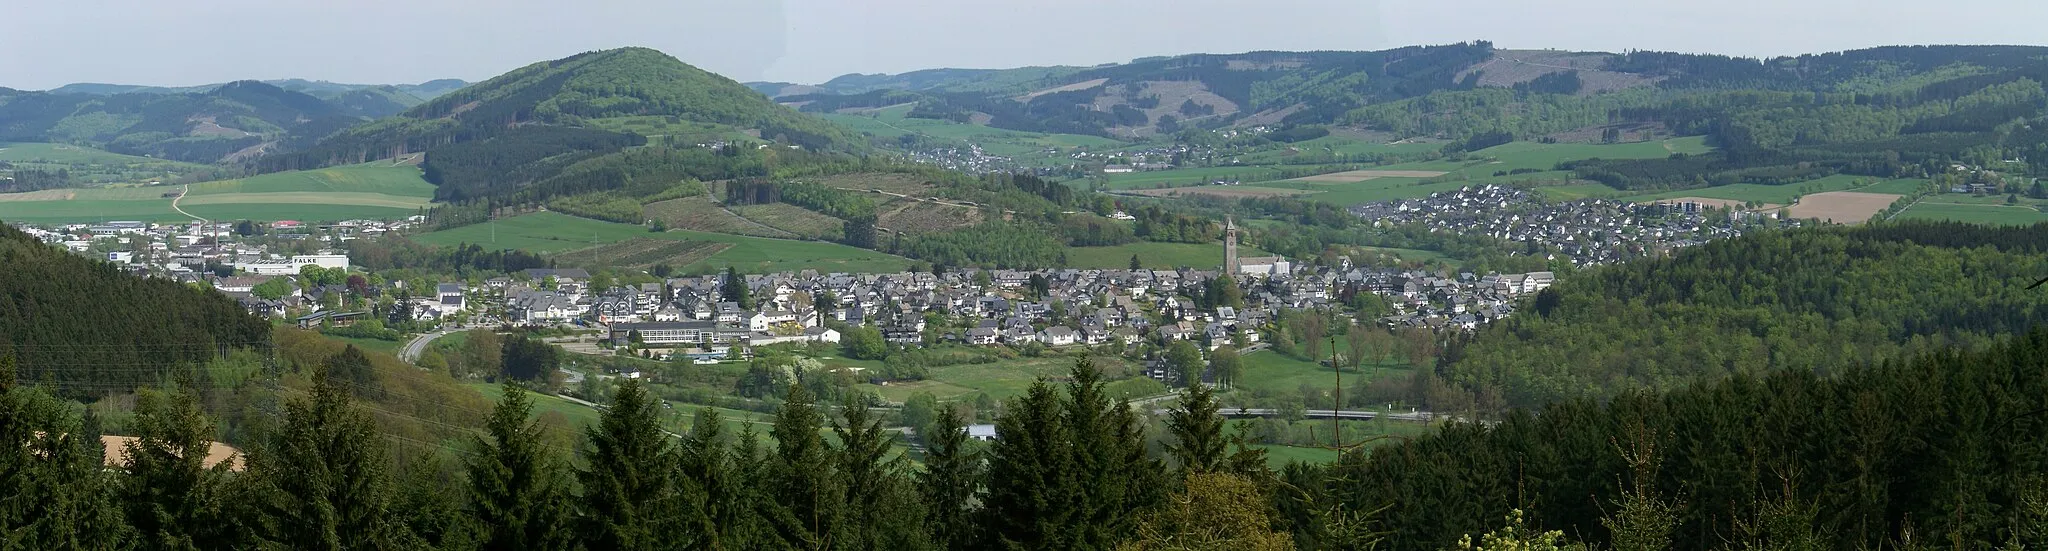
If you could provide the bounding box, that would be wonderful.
[6,0,2048,90]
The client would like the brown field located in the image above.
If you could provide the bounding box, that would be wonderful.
[877,199,981,234]
[1127,186,1313,199]
[732,203,844,240]
[1286,169,1450,183]
[1786,191,1903,224]
[643,196,794,238]
[1642,197,1782,210]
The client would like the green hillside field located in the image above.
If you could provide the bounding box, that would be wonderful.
[0,163,437,223]
[412,211,913,274]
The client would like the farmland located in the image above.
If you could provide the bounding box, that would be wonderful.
[0,162,439,223]
[820,103,1121,165]
[732,203,844,240]
[549,238,732,271]
[1625,175,1927,205]
[644,196,794,238]
[413,212,913,273]
[854,354,1140,403]
[0,142,208,185]
[1784,191,1902,224]
[1894,202,2048,225]
[0,186,186,223]
[187,163,436,197]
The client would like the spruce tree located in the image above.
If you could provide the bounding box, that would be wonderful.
[577,379,695,550]
[678,407,766,549]
[466,384,574,551]
[834,398,929,550]
[920,406,982,551]
[9,385,131,549]
[1166,381,1226,474]
[979,379,1075,548]
[121,386,231,549]
[1063,356,1164,550]
[766,383,843,549]
[248,369,393,550]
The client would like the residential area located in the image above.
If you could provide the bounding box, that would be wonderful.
[1348,184,1798,266]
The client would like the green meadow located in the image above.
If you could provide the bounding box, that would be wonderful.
[413,211,913,273]
[1894,202,2048,225]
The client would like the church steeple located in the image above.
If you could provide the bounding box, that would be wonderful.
[1224,215,1239,275]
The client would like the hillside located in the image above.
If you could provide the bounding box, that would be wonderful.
[1326,326,2048,550]
[0,222,271,394]
[1438,222,2048,409]
[256,47,867,208]
[0,80,365,163]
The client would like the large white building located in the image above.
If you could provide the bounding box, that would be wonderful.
[238,254,351,275]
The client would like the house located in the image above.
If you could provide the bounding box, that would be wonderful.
[804,326,841,344]
[966,424,998,441]
[1040,326,1078,346]
[967,326,1001,346]
[436,283,464,310]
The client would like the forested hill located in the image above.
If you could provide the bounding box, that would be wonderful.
[0,80,370,163]
[1322,327,2048,550]
[258,47,861,174]
[1437,221,2048,409]
[0,222,270,395]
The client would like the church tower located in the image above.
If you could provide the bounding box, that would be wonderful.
[1224,215,1239,275]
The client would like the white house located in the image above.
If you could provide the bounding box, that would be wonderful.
[804,326,841,344]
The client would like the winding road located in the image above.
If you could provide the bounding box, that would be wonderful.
[170,184,206,224]
[399,328,459,364]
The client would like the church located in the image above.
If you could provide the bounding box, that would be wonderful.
[1223,216,1290,278]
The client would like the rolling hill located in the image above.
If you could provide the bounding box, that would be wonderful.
[0,80,374,163]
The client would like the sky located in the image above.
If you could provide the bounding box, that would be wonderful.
[5,0,2048,90]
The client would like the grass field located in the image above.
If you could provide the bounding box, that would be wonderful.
[328,336,405,356]
[414,212,913,273]
[1626,176,1926,206]
[1894,202,2048,225]
[1066,241,1271,270]
[1102,166,1296,190]
[1533,183,1625,200]
[855,355,1138,403]
[188,163,436,197]
[0,162,439,223]
[1234,349,1412,397]
[0,142,208,185]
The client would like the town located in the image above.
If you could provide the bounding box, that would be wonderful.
[5,216,1560,381]
[1348,184,1800,266]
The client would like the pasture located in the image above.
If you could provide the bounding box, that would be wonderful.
[412,212,913,274]
[1626,177,1928,206]
[1784,191,1902,224]
[188,163,436,198]
[1894,202,2048,225]
[1122,186,1310,199]
[1232,349,1412,397]
[1284,169,1450,183]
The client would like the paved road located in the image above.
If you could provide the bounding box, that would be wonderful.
[399,328,459,364]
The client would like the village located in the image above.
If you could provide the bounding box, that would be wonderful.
[7,215,1561,385]
[1348,184,1798,266]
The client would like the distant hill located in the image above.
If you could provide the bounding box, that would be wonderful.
[46,78,468,102]
[0,80,361,163]
[257,47,865,204]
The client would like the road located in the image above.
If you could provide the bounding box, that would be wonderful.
[169,184,205,224]
[399,327,460,364]
[1152,407,1441,423]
